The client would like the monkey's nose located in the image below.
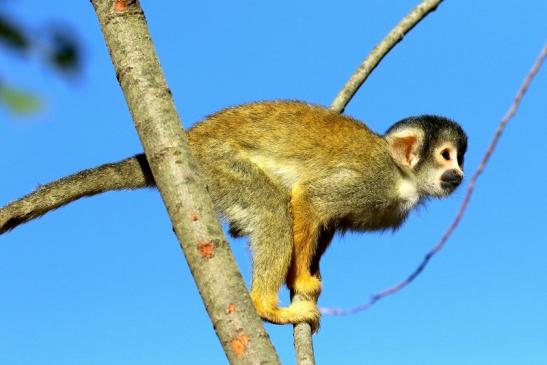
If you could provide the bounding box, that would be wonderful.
[440,169,463,189]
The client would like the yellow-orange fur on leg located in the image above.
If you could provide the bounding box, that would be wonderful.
[287,185,322,300]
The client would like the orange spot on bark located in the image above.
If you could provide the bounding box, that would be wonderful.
[231,333,250,358]
[227,303,236,314]
[197,241,214,259]
[191,213,200,221]
[114,0,128,11]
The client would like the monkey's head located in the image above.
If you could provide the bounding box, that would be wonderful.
[384,115,468,198]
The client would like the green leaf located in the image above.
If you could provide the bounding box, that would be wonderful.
[0,85,42,115]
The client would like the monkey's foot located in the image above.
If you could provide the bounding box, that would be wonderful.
[251,292,320,332]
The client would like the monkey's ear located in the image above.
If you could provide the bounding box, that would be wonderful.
[385,128,423,169]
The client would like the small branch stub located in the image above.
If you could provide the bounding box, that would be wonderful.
[198,241,215,259]
[231,332,251,358]
[114,0,129,12]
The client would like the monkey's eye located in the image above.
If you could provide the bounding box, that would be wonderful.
[441,149,451,161]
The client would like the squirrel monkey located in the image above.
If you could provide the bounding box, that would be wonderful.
[0,100,467,331]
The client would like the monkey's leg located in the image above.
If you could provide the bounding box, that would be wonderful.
[308,227,335,290]
[249,218,320,329]
[197,157,319,328]
[286,185,324,301]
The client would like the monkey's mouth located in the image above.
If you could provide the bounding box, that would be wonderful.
[441,181,457,189]
[439,169,463,194]
[440,180,461,194]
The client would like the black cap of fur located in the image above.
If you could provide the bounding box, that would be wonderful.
[385,115,468,167]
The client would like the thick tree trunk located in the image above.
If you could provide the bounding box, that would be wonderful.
[90,1,280,363]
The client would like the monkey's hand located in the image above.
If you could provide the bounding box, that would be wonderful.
[287,272,322,301]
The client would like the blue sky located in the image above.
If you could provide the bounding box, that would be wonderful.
[0,1,546,364]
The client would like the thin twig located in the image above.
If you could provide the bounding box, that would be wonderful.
[330,0,443,114]
[292,1,444,362]
[292,295,316,365]
[321,44,547,317]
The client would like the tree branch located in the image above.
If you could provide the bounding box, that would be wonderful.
[321,44,547,317]
[292,295,316,365]
[292,0,443,362]
[330,0,443,114]
[90,1,280,363]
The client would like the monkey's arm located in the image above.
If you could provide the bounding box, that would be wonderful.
[0,154,154,234]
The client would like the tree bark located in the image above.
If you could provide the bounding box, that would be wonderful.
[90,1,280,363]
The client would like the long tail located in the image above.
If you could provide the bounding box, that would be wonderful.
[0,154,155,234]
